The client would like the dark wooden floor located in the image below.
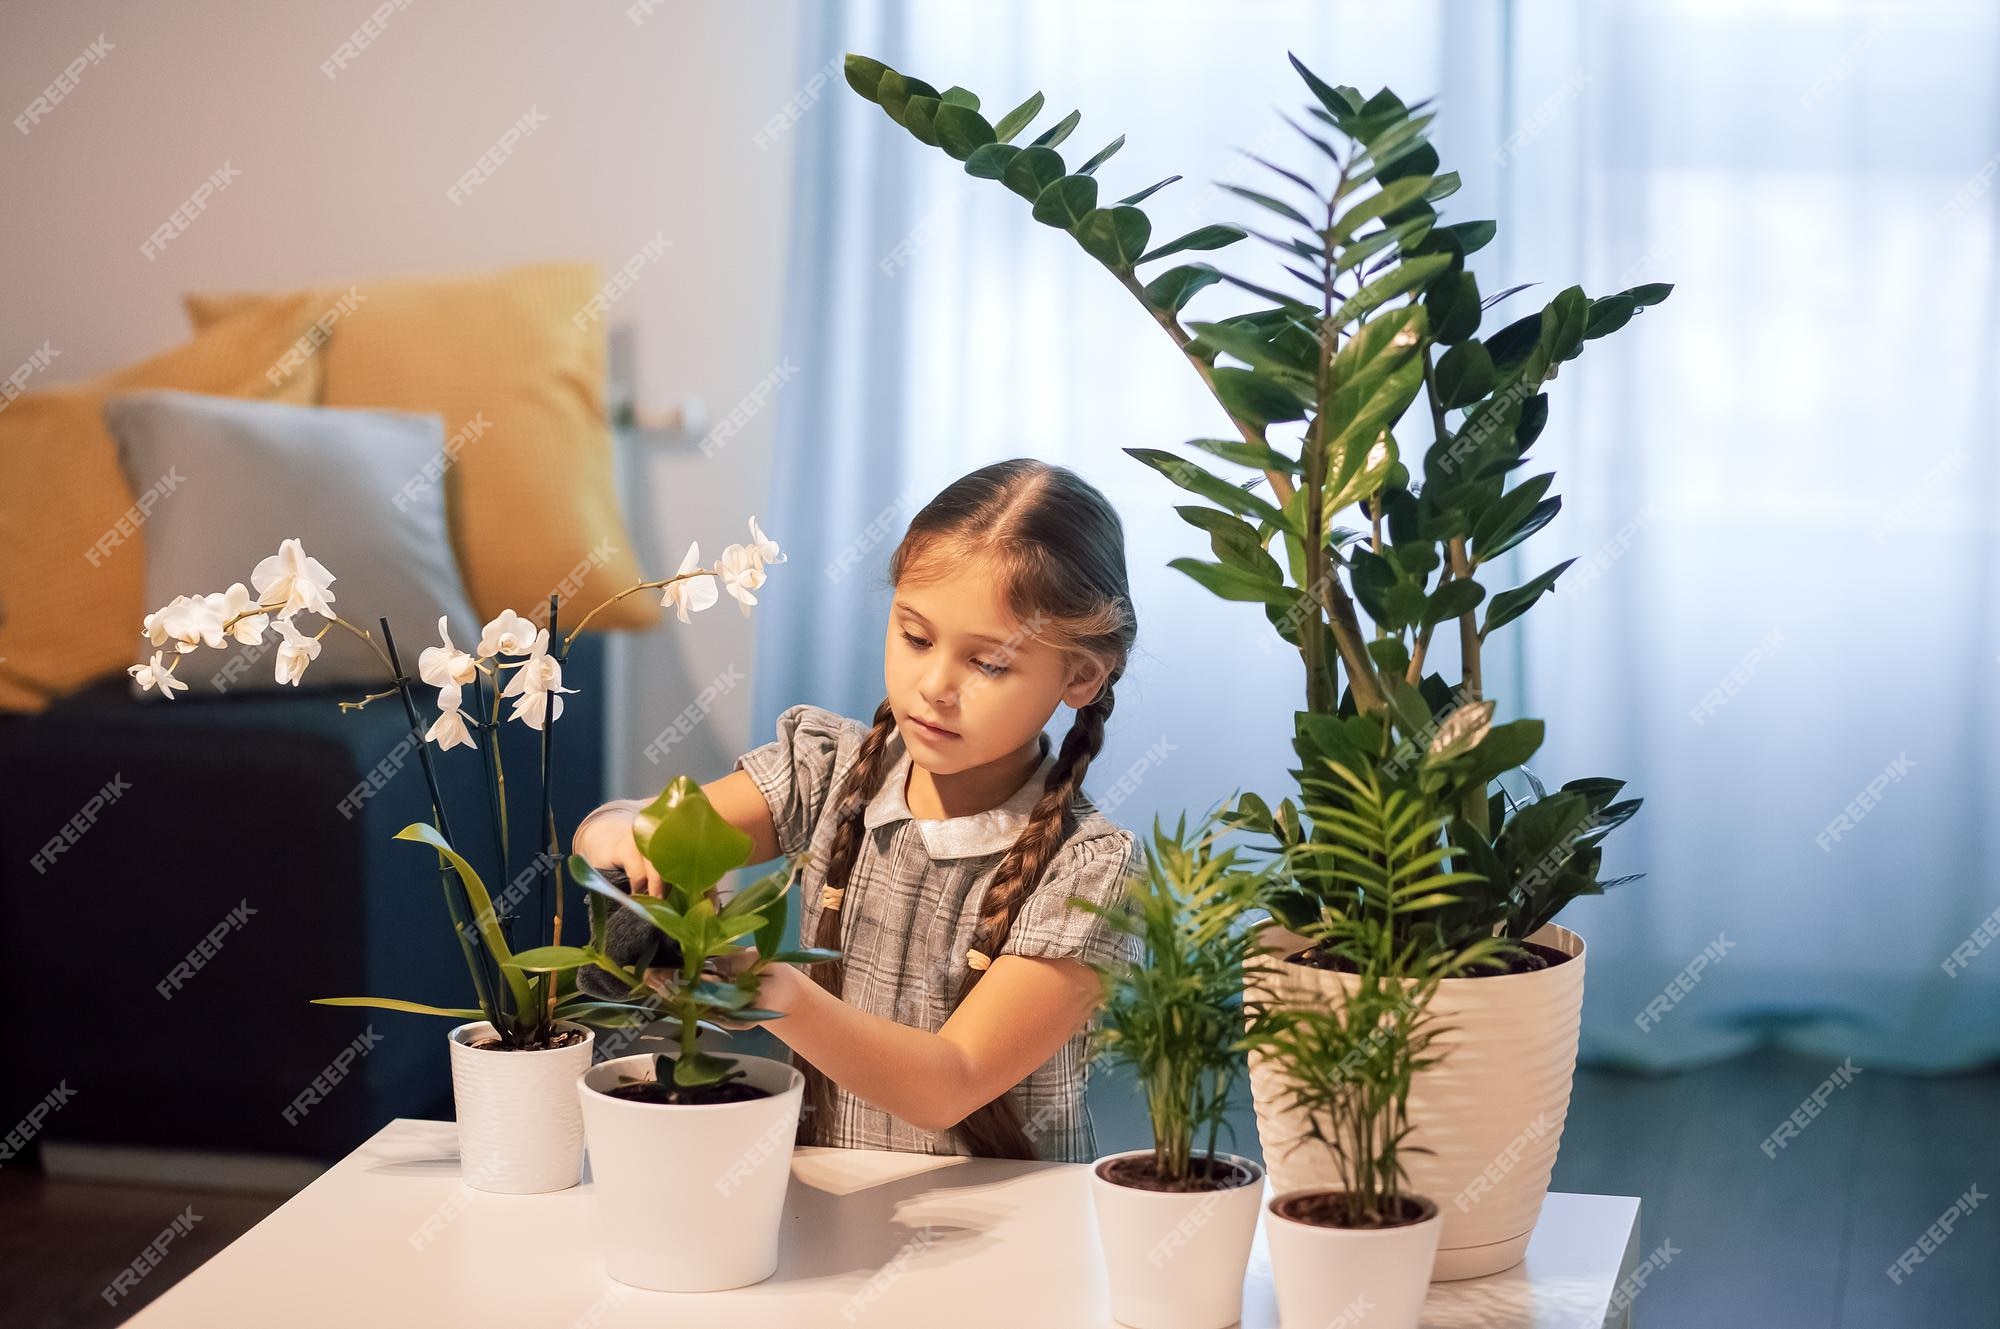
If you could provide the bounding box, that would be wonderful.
[4,1050,1994,1327]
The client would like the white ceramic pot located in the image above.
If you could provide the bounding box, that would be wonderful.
[446,1019,594,1194]
[578,1052,805,1292]
[1246,922,1585,1281]
[1088,1149,1265,1329]
[1264,1189,1442,1329]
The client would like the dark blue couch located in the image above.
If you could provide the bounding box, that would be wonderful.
[0,632,608,1160]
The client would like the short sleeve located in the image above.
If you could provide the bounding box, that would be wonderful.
[733,703,850,860]
[1000,830,1143,972]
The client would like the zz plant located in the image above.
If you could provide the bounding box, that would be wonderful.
[845,51,1662,963]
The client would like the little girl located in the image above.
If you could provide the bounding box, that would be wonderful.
[573,458,1142,1163]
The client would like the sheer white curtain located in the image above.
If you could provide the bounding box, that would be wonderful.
[759,0,2000,1070]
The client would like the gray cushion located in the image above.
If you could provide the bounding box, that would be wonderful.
[101,389,479,697]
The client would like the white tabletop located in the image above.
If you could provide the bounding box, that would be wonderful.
[125,1118,1642,1328]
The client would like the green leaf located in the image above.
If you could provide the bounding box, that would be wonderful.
[1076,135,1125,175]
[933,103,996,160]
[1426,272,1481,345]
[1218,183,1313,228]
[876,70,941,129]
[1482,560,1575,638]
[1141,263,1221,313]
[1332,252,1453,326]
[1478,496,1561,561]
[992,91,1045,144]
[631,778,754,905]
[1001,145,1066,201]
[1433,340,1495,408]
[394,823,534,1018]
[1167,557,1294,607]
[965,141,1021,180]
[1032,174,1098,229]
[843,55,889,104]
[1436,219,1497,256]
[1136,225,1246,264]
[771,947,841,965]
[940,86,978,109]
[310,996,486,1020]
[1212,366,1309,426]
[504,945,599,973]
[1075,205,1151,269]
[1329,176,1434,245]
[1187,320,1313,384]
[1116,176,1180,207]
[902,95,942,146]
[671,1048,740,1088]
[1032,109,1081,148]
[1183,437,1300,474]
[1126,446,1293,531]
[1469,472,1555,557]
[1421,577,1485,626]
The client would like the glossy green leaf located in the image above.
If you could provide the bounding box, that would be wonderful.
[1167,557,1294,606]
[933,103,996,160]
[965,141,1021,180]
[1001,145,1065,201]
[394,823,534,1018]
[1032,109,1081,148]
[1426,272,1481,344]
[1142,263,1221,313]
[1212,366,1309,426]
[1077,135,1126,175]
[1421,577,1485,627]
[1434,340,1495,408]
[1075,205,1151,268]
[1116,175,1181,207]
[1482,560,1575,638]
[631,777,754,904]
[1032,174,1098,229]
[1125,446,1293,531]
[1136,224,1246,264]
[992,91,1045,143]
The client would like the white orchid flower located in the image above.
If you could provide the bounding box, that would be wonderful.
[128,650,189,699]
[251,538,337,619]
[141,594,223,654]
[205,582,269,646]
[418,615,479,687]
[661,541,718,623]
[425,680,478,751]
[477,609,539,658]
[746,516,786,573]
[500,628,578,730]
[714,542,766,615]
[273,616,322,686]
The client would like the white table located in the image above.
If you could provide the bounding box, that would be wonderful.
[126,1118,1642,1328]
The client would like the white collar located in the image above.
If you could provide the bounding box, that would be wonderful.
[862,727,1056,860]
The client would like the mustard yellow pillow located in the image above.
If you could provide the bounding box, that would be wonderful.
[185,263,655,632]
[0,298,328,711]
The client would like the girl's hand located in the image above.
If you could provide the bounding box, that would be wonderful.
[576,805,665,898]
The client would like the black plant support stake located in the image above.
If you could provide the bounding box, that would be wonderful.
[470,666,517,954]
[380,614,503,1026]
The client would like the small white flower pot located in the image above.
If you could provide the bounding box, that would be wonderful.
[578,1052,805,1292]
[1088,1149,1265,1329]
[1264,1190,1442,1329]
[446,1019,594,1194]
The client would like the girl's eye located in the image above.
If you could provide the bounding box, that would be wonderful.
[902,630,1007,678]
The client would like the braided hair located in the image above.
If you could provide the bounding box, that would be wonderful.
[794,459,1136,1159]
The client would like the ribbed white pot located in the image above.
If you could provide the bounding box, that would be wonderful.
[446,1019,594,1194]
[578,1052,805,1292]
[1246,922,1585,1281]
[1264,1190,1442,1329]
[1088,1149,1265,1329]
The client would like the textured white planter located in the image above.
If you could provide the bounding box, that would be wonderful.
[1264,1190,1442,1329]
[1246,922,1585,1281]
[1088,1149,1265,1329]
[578,1052,805,1292]
[446,1019,594,1194]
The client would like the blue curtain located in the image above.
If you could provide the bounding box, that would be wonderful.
[758,0,2000,1072]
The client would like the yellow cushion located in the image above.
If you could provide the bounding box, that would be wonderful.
[0,298,329,711]
[185,263,655,632]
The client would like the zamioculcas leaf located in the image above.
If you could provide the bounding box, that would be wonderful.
[1212,366,1309,426]
[940,86,978,109]
[1478,496,1562,562]
[1539,286,1590,364]
[1141,263,1221,313]
[1136,224,1246,264]
[1329,176,1433,245]
[992,90,1045,143]
[1422,577,1485,627]
[1167,556,1294,607]
[965,142,1021,180]
[1481,559,1575,638]
[1332,252,1453,326]
[1125,446,1293,532]
[877,70,940,128]
[1434,340,1496,408]
[843,54,889,103]
[1218,183,1314,228]
[1117,175,1181,207]
[1075,205,1151,269]
[1032,108,1081,148]
[1470,472,1555,554]
[1426,271,1481,344]
[1188,320,1313,385]
[1076,135,1125,175]
[1032,174,1098,229]
[1001,145,1065,201]
[1437,219,1497,255]
[1183,437,1301,474]
[933,103,996,160]
[902,95,942,146]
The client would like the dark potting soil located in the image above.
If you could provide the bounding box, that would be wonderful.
[1273,1191,1438,1229]
[1096,1154,1259,1193]
[600,1080,773,1106]
[468,1027,591,1052]
[1292,938,1571,977]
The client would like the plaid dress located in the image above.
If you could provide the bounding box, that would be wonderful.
[735,702,1142,1164]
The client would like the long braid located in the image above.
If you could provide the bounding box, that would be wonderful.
[948,670,1118,1158]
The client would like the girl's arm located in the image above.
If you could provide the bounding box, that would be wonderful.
[757,955,1103,1135]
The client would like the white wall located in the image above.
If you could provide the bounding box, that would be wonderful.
[2,1,809,802]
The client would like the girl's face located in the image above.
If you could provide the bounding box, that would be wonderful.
[885,566,1109,776]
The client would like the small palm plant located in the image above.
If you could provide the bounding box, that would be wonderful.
[1250,756,1505,1224]
[1072,805,1277,1188]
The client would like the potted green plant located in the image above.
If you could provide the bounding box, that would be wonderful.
[1069,806,1276,1329]
[842,50,1665,1276]
[131,522,785,1192]
[566,779,836,1293]
[1249,757,1505,1328]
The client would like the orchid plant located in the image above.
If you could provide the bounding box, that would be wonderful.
[130,520,788,1050]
